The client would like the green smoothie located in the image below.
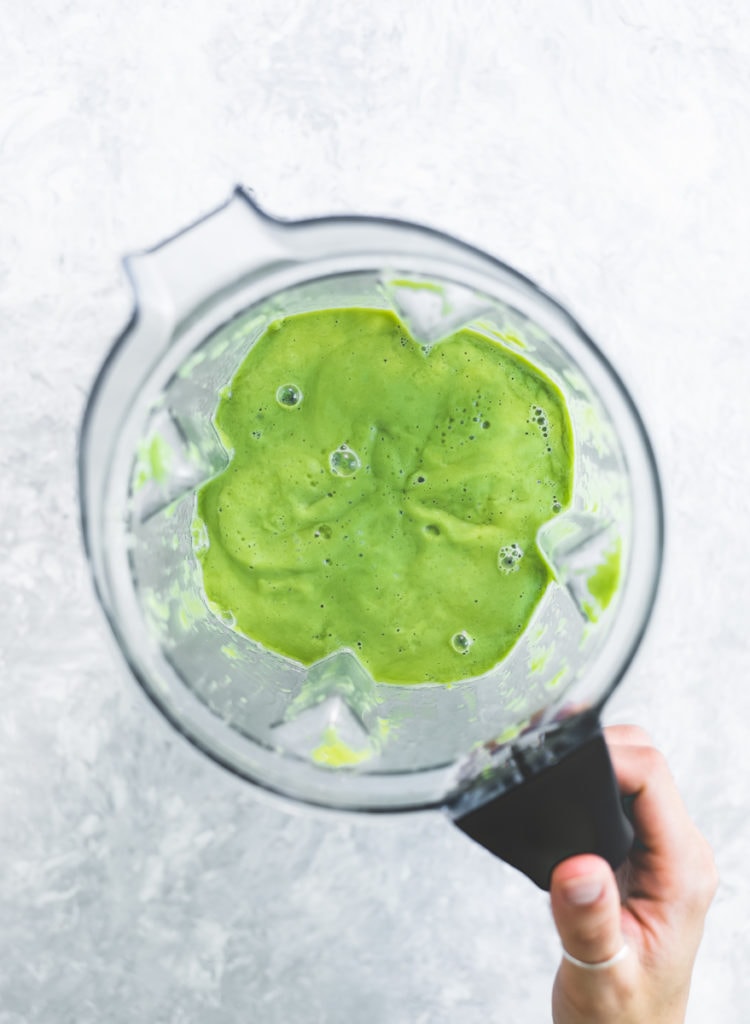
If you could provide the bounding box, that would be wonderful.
[195,308,574,684]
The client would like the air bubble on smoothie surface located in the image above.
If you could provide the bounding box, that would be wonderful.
[451,631,474,654]
[329,444,361,477]
[529,404,549,438]
[276,383,303,407]
[498,543,524,574]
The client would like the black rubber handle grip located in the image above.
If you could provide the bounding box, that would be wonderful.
[453,726,634,890]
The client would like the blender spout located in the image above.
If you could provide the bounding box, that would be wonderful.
[123,189,295,329]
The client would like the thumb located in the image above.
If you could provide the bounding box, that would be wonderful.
[550,854,625,969]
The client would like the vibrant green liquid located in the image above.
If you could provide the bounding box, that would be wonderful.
[196,308,574,684]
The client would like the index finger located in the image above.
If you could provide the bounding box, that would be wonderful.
[606,740,693,859]
[604,723,653,748]
[606,735,719,923]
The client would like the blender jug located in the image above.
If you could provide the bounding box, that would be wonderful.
[79,188,663,889]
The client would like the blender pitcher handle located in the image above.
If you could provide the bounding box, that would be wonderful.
[451,723,634,891]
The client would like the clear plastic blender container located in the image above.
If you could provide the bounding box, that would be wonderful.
[79,189,663,886]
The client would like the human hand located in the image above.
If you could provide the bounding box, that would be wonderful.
[549,725,718,1024]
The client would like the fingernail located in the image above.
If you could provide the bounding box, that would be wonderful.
[563,875,604,906]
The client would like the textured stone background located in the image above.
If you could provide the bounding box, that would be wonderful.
[1,2,749,1020]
